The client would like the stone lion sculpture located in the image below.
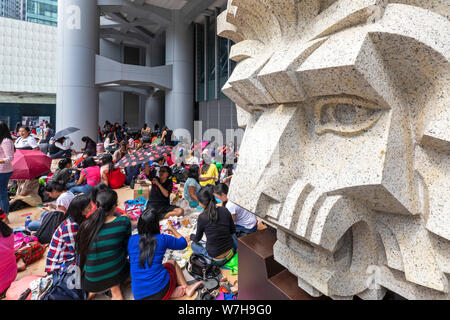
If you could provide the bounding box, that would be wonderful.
[217,0,449,299]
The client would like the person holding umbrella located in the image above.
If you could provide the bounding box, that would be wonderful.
[14,126,39,151]
[49,137,73,159]
[0,122,15,223]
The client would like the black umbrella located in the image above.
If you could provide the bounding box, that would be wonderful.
[116,145,174,168]
[116,148,151,168]
[54,127,80,140]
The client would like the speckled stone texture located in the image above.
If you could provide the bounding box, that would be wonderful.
[218,0,450,300]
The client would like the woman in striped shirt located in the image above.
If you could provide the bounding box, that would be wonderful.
[76,189,131,300]
[45,194,92,273]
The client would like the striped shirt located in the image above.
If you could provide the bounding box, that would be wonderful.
[81,216,131,293]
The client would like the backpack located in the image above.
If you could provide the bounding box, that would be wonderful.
[41,263,86,300]
[107,168,126,189]
[35,211,65,244]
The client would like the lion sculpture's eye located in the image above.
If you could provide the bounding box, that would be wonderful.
[315,96,386,136]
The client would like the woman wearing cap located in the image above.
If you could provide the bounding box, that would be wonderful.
[14,126,39,151]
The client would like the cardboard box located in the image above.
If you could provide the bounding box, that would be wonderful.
[133,182,149,199]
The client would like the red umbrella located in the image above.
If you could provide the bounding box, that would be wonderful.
[10,150,52,180]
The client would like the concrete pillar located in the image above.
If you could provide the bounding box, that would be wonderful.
[56,0,99,150]
[145,35,166,132]
[145,91,165,130]
[165,10,194,139]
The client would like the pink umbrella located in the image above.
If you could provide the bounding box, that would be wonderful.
[10,150,52,180]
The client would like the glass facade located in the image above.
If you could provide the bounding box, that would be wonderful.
[0,0,26,20]
[27,0,58,26]
[195,8,235,102]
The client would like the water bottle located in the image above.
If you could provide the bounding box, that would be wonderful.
[25,216,32,229]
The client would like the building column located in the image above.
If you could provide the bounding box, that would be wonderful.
[165,10,194,139]
[145,35,166,132]
[145,90,165,130]
[56,0,99,150]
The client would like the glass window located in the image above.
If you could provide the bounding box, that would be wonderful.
[218,37,229,99]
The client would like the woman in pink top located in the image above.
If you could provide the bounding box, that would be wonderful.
[0,122,15,222]
[69,157,101,195]
[0,211,17,295]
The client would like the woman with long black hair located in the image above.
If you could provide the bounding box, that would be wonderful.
[189,187,236,267]
[0,121,15,223]
[69,157,101,195]
[45,194,92,274]
[76,189,131,300]
[127,208,202,300]
[100,154,125,189]
[81,136,97,156]
[183,165,202,208]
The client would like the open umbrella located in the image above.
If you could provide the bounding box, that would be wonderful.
[54,127,79,140]
[146,145,173,159]
[10,150,52,180]
[116,148,151,168]
[116,145,173,168]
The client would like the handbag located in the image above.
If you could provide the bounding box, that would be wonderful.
[187,253,222,281]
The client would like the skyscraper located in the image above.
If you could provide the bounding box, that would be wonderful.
[0,0,26,20]
[26,0,57,26]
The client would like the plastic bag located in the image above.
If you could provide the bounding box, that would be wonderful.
[223,253,238,275]
[124,196,148,221]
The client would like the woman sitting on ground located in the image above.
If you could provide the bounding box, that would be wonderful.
[81,136,97,156]
[45,194,92,274]
[189,187,236,267]
[199,157,219,187]
[141,124,151,140]
[128,208,202,300]
[76,189,131,300]
[49,137,73,159]
[214,183,258,235]
[9,178,42,212]
[183,165,201,208]
[112,142,129,163]
[44,181,75,213]
[147,166,184,220]
[69,157,101,195]
[50,158,75,188]
[0,209,18,295]
[103,133,118,154]
[27,181,76,231]
[100,154,125,189]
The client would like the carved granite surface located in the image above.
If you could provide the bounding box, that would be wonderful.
[218,0,450,299]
